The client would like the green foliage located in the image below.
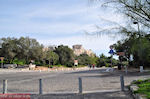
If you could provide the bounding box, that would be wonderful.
[91,0,150,68]
[114,35,150,67]
[122,61,129,66]
[45,51,59,65]
[97,54,107,67]
[89,56,99,65]
[0,37,43,64]
[12,58,26,65]
[133,79,150,99]
[34,61,43,66]
[97,54,119,67]
[105,63,110,67]
[54,45,74,67]
[76,54,90,65]
[1,37,122,68]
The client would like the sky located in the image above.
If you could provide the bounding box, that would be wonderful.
[0,0,125,57]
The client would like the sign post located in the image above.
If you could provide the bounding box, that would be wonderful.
[117,52,125,56]
[117,52,125,71]
[108,45,114,67]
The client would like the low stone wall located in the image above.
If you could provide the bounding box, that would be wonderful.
[129,83,146,99]
[21,66,89,72]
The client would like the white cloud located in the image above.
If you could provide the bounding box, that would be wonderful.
[0,0,125,57]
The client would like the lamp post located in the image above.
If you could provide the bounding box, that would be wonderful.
[133,21,141,37]
[133,21,143,72]
[0,45,3,68]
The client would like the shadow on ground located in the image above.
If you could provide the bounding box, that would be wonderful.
[65,69,106,74]
[31,91,133,99]
[66,69,150,78]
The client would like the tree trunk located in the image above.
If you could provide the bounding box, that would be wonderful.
[49,60,50,68]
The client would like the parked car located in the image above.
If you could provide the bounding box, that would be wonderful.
[3,64,17,69]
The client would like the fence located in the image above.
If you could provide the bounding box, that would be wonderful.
[0,76,124,94]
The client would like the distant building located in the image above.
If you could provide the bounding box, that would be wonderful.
[72,45,95,57]
[43,45,57,52]
[72,45,85,56]
[43,44,95,57]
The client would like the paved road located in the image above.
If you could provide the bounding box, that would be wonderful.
[0,68,149,98]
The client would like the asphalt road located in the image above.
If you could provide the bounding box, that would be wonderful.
[0,68,149,95]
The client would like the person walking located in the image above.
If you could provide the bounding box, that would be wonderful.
[92,64,95,69]
[89,64,92,70]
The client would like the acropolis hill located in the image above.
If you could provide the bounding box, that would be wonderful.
[43,45,95,57]
[72,45,95,57]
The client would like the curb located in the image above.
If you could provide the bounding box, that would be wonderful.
[129,84,146,99]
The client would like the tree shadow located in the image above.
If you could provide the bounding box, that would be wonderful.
[65,69,106,74]
[66,69,150,78]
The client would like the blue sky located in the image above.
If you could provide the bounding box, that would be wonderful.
[0,0,125,56]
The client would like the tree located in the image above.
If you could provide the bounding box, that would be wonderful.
[91,0,150,28]
[90,0,150,67]
[1,37,19,62]
[54,45,74,67]
[97,53,118,67]
[77,54,91,65]
[113,35,150,67]
[0,37,44,64]
[89,56,99,65]
[46,51,59,67]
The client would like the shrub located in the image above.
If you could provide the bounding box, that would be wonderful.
[13,59,25,65]
[133,79,150,99]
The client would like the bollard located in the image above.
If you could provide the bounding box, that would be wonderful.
[1,63,3,68]
[125,66,128,74]
[120,75,124,91]
[78,77,83,94]
[140,66,143,73]
[3,80,7,94]
[39,79,42,94]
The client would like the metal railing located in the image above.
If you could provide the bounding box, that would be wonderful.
[1,76,124,94]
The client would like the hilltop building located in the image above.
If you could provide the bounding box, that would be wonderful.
[72,45,95,57]
[43,45,57,52]
[43,44,95,57]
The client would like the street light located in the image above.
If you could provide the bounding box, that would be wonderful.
[133,21,141,37]
[0,40,4,68]
[133,21,143,72]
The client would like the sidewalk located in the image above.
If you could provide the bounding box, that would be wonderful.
[31,91,133,99]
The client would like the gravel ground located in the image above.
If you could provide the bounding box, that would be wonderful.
[0,67,149,98]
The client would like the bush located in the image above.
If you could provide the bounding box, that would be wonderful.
[13,59,26,65]
[35,61,43,66]
[66,62,73,67]
[133,79,150,99]
[105,63,110,67]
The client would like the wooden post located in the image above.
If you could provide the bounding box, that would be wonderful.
[79,77,82,94]
[3,80,7,94]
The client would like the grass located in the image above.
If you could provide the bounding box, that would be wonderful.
[133,79,150,99]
